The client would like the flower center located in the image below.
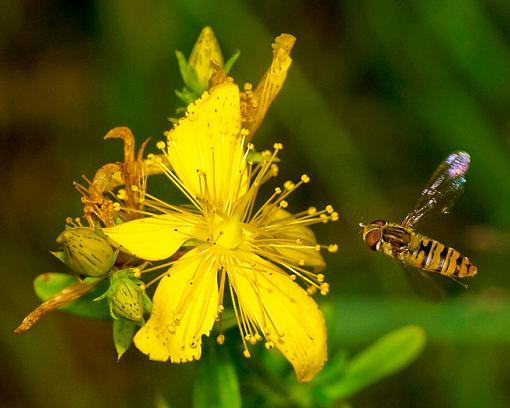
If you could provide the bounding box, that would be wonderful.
[214,216,244,249]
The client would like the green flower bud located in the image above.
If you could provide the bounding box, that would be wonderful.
[107,269,151,322]
[175,26,239,105]
[55,227,117,277]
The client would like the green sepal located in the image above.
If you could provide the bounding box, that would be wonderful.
[143,292,152,314]
[113,318,137,361]
[175,50,201,95]
[50,250,67,265]
[175,87,199,106]
[320,325,426,401]
[193,340,241,408]
[223,50,241,74]
[34,273,110,319]
[175,50,190,86]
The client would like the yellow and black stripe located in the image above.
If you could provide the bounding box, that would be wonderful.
[407,236,477,277]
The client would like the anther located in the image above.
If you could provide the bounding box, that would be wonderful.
[317,273,325,283]
[284,181,295,191]
[156,141,166,150]
[216,334,225,345]
[243,350,251,358]
[328,244,338,253]
[133,268,141,278]
[117,189,127,200]
[301,174,310,183]
[279,200,288,208]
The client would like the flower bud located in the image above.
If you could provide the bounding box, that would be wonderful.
[56,227,117,277]
[108,270,150,322]
[188,26,224,93]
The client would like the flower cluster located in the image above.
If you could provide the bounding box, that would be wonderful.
[17,27,338,383]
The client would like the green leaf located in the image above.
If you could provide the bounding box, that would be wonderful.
[34,273,110,320]
[223,50,240,74]
[113,318,137,360]
[322,325,426,400]
[193,343,241,408]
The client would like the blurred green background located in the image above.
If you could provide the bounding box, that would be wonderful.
[1,0,510,407]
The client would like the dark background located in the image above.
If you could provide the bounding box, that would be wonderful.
[1,1,509,407]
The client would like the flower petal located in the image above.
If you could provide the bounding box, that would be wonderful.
[166,82,246,211]
[228,253,327,382]
[264,207,326,270]
[241,34,296,140]
[134,247,219,362]
[103,214,194,261]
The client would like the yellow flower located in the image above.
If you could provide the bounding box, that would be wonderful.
[103,81,338,382]
[176,27,296,142]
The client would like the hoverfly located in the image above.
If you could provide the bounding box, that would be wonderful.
[360,151,477,283]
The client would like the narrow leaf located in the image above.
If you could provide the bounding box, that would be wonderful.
[322,325,426,400]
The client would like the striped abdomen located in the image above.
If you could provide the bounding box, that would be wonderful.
[406,235,477,277]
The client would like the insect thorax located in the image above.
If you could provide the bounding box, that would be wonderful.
[379,223,415,257]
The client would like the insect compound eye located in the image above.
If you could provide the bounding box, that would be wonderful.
[364,228,382,251]
[370,219,386,226]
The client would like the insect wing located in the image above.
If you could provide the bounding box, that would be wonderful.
[402,151,470,228]
[400,262,446,301]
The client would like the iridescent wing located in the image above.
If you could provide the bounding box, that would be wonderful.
[402,151,470,228]
[400,262,446,301]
